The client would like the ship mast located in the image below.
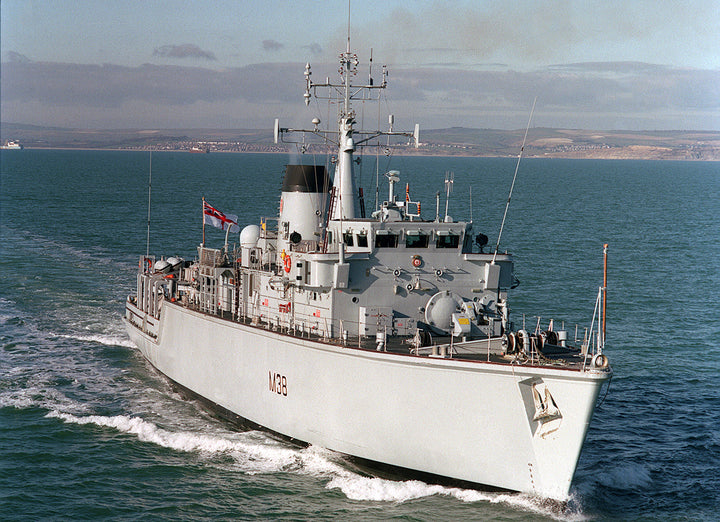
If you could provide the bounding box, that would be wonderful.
[274,20,420,221]
[335,36,360,220]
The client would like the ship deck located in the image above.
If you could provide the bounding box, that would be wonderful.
[203,305,593,372]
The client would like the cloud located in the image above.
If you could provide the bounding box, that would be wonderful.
[356,1,720,71]
[263,40,284,52]
[153,44,216,61]
[304,43,323,56]
[4,51,32,63]
[395,63,720,129]
[1,58,718,131]
[546,62,670,75]
[2,61,299,107]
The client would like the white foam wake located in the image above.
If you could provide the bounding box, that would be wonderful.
[46,411,325,475]
[0,386,90,414]
[48,411,258,453]
[56,332,135,348]
[46,410,586,520]
[325,474,585,520]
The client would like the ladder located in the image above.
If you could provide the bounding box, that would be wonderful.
[322,186,337,253]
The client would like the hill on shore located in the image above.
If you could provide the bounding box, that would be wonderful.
[2,123,718,161]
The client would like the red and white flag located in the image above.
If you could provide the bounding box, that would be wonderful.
[203,200,239,233]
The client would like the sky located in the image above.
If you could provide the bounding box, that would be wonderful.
[2,0,719,131]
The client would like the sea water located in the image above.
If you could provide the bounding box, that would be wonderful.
[1,150,718,520]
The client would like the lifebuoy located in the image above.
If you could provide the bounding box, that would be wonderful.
[507,332,516,352]
[411,255,422,268]
[592,353,609,369]
[284,255,292,273]
[140,258,152,272]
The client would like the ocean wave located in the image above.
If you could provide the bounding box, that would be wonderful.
[1,223,135,272]
[0,384,91,415]
[593,463,652,490]
[1,291,133,359]
[0,297,25,325]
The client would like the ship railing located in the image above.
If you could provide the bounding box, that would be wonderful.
[173,267,602,364]
[287,240,322,253]
[581,286,606,372]
[198,246,224,267]
[260,216,279,235]
[128,269,165,337]
[234,310,506,358]
[517,287,605,371]
[177,277,603,366]
[183,294,386,348]
[179,296,598,366]
[518,314,592,355]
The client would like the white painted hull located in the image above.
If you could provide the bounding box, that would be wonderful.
[125,301,608,500]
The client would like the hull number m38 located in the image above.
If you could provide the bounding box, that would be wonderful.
[269,371,288,396]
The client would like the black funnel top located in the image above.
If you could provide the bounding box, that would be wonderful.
[282,165,330,193]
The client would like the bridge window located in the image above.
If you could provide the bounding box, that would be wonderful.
[375,231,399,248]
[436,232,460,249]
[406,232,429,248]
[356,233,368,248]
[343,232,354,246]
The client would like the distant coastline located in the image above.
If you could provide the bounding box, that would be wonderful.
[2,123,718,161]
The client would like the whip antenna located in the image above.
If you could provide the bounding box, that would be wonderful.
[146,150,152,257]
[493,97,537,263]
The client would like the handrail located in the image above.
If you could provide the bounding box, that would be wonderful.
[582,286,604,372]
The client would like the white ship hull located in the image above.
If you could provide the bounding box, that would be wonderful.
[123,28,612,501]
[125,300,607,500]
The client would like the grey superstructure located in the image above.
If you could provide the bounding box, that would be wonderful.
[124,34,611,501]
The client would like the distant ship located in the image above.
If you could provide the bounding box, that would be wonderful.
[189,145,209,153]
[1,140,24,150]
[124,27,612,501]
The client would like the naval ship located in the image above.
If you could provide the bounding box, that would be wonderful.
[124,37,612,501]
